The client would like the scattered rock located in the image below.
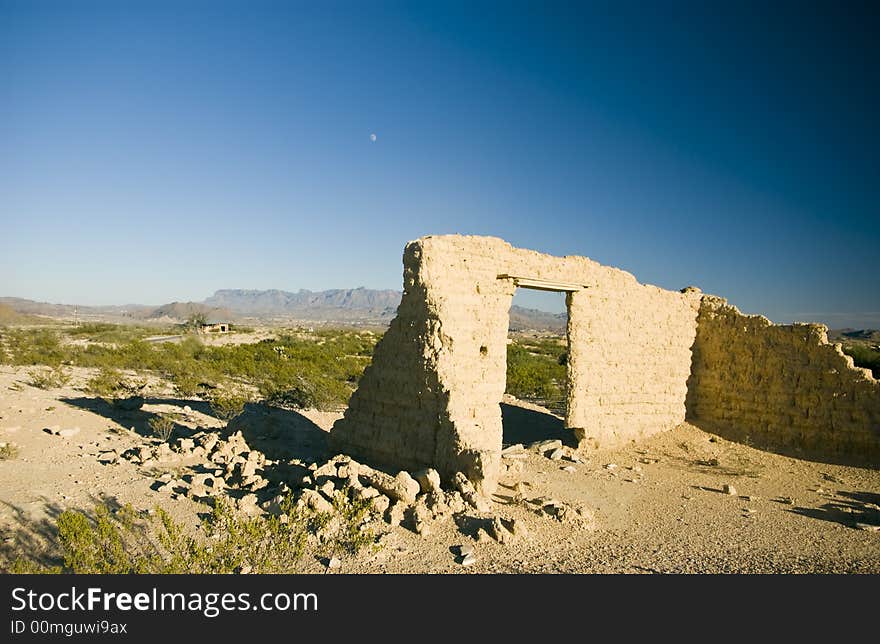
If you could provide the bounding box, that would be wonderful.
[530,439,562,453]
[458,543,475,557]
[359,467,420,505]
[327,557,342,569]
[488,517,511,544]
[56,427,81,439]
[386,501,406,527]
[461,552,477,566]
[604,463,617,470]
[300,489,333,514]
[370,494,390,517]
[413,468,443,495]
[854,522,879,532]
[722,484,737,496]
[561,465,577,473]
[548,448,564,461]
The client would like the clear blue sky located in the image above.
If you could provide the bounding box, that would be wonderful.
[2,1,877,327]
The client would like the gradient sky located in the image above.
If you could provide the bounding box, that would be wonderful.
[1,1,878,327]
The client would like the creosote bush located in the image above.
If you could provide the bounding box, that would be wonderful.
[148,414,178,442]
[8,488,380,574]
[2,324,378,411]
[27,365,71,389]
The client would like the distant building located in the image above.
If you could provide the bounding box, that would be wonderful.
[199,322,230,333]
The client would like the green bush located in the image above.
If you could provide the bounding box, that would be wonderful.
[9,489,378,574]
[27,365,71,389]
[148,414,178,442]
[506,341,567,402]
[1,323,379,410]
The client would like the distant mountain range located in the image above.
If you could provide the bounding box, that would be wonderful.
[0,289,571,331]
[204,288,401,320]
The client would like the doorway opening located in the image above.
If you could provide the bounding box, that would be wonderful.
[501,282,573,447]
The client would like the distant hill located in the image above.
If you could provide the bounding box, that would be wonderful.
[0,291,570,331]
[146,301,234,323]
[508,305,567,333]
[0,303,48,325]
[828,328,880,343]
[203,288,401,321]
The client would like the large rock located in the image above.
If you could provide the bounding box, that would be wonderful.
[413,468,442,495]
[359,467,420,505]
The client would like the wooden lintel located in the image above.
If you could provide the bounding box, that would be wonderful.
[497,274,587,292]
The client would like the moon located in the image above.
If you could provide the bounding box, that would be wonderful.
[370,133,377,142]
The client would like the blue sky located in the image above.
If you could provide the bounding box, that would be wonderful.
[1,1,877,327]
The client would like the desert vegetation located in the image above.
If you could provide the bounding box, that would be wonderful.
[505,336,567,410]
[0,324,378,411]
[1,322,566,411]
[9,489,377,574]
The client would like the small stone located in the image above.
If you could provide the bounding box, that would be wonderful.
[327,557,342,569]
[854,522,880,532]
[501,444,524,455]
[548,448,564,461]
[413,468,443,495]
[300,489,333,514]
[57,427,80,439]
[722,484,737,496]
[475,527,491,543]
[458,543,475,557]
[319,480,336,498]
[370,494,391,516]
[561,465,577,473]
[461,553,477,566]
[530,439,562,453]
[604,463,617,470]
[183,405,192,412]
[488,517,511,544]
[386,501,406,526]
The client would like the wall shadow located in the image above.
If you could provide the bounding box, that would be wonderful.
[226,403,329,465]
[59,396,200,440]
[501,402,577,448]
[789,491,880,529]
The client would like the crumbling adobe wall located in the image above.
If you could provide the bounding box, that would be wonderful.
[686,296,880,461]
[330,235,702,492]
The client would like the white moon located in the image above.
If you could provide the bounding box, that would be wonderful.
[370,133,377,142]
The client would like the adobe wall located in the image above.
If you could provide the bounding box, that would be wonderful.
[330,235,702,492]
[686,296,880,461]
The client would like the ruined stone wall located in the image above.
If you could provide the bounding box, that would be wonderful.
[686,296,880,461]
[331,235,701,492]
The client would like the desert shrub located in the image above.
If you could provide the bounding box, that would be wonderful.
[3,328,68,367]
[506,342,566,401]
[86,367,126,399]
[842,345,880,378]
[4,323,379,410]
[9,489,377,574]
[208,389,250,421]
[27,365,71,389]
[0,442,19,460]
[172,372,203,398]
[148,414,178,442]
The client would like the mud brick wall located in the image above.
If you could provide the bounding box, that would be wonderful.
[686,296,880,461]
[330,235,702,492]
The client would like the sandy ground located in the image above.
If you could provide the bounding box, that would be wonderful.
[1,365,878,574]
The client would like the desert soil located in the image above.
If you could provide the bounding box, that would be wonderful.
[1,365,878,574]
